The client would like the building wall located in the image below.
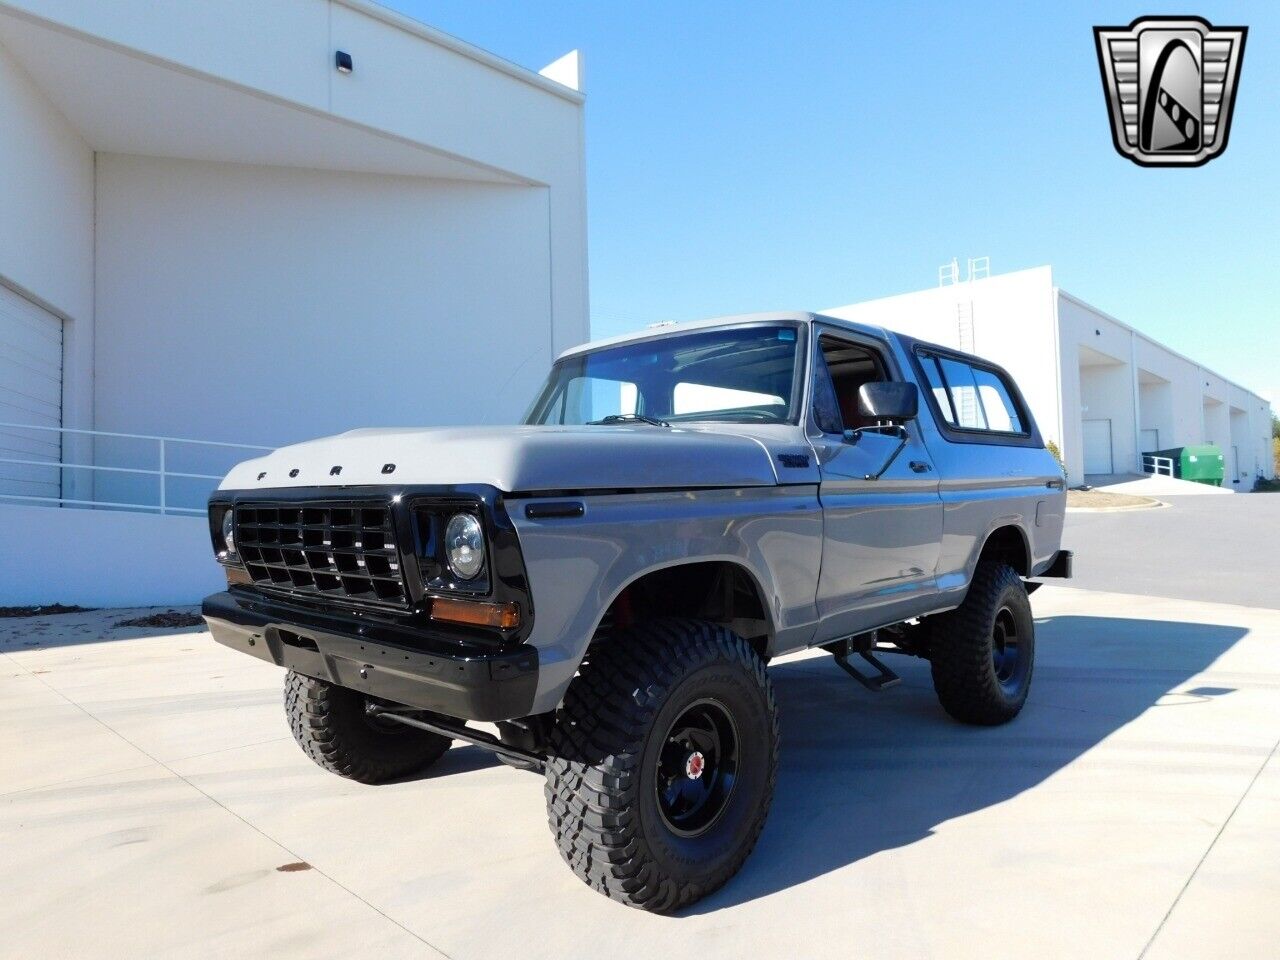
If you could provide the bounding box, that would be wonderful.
[0,0,589,356]
[91,154,558,507]
[1057,295,1142,483]
[828,267,1273,487]
[1063,296,1274,485]
[0,502,223,606]
[0,39,93,469]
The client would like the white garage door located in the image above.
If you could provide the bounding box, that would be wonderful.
[0,283,63,501]
[1082,418,1114,475]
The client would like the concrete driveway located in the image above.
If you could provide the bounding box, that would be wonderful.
[1065,491,1280,608]
[4,580,1278,959]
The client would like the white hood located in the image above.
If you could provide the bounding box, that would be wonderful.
[219,425,783,493]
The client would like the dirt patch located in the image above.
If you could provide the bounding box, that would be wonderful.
[113,610,204,629]
[0,604,96,618]
[275,862,312,873]
[1067,489,1161,510]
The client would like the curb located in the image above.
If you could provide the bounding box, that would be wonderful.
[1066,498,1168,513]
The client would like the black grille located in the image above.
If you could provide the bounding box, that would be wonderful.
[235,501,409,607]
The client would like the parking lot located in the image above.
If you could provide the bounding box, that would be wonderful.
[3,495,1278,960]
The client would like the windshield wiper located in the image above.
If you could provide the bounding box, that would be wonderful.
[586,413,671,428]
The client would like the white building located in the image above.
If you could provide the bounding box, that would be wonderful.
[0,0,587,605]
[826,264,1274,488]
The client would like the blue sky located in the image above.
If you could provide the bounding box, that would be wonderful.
[389,1,1279,401]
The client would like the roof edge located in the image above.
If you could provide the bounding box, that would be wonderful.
[1057,289,1270,407]
[337,0,585,104]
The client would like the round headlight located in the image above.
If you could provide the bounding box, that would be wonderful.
[221,509,236,555]
[445,513,485,580]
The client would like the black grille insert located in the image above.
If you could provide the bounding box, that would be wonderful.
[235,501,408,607]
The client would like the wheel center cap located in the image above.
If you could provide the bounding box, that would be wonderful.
[685,751,705,779]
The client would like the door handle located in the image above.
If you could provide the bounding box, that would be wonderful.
[1046,478,1065,490]
[909,460,932,473]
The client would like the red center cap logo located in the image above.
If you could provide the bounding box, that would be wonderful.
[685,751,705,779]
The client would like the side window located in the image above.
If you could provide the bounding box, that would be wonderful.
[918,355,957,426]
[971,368,1024,433]
[937,357,988,430]
[920,350,1027,436]
[811,346,843,434]
[814,336,890,434]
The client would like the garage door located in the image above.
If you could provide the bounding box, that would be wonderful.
[1082,418,1114,475]
[0,283,63,501]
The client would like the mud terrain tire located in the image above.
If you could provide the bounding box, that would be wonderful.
[284,671,451,783]
[545,619,779,912]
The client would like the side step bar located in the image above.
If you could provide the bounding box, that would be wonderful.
[824,633,902,692]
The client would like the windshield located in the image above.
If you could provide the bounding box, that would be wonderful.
[524,324,803,426]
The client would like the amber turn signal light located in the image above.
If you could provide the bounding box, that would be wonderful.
[430,597,520,629]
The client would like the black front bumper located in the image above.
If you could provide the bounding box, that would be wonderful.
[203,590,538,722]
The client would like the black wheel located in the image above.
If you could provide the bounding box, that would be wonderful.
[284,671,451,784]
[927,562,1035,725]
[544,619,779,913]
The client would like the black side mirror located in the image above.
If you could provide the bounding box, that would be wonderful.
[858,381,918,423]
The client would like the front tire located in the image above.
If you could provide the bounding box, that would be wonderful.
[544,619,779,913]
[284,671,451,784]
[927,562,1035,725]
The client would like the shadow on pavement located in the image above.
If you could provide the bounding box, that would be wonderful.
[683,613,1247,914]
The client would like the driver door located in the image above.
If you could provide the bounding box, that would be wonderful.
[809,328,944,642]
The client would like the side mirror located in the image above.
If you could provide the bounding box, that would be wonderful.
[857,381,918,423]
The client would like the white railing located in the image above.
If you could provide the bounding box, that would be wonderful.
[0,422,272,516]
[1142,454,1175,477]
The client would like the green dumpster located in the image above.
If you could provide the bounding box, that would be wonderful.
[1150,445,1225,486]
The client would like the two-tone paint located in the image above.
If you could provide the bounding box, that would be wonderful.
[206,311,1067,718]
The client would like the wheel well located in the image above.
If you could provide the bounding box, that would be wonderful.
[976,525,1030,576]
[597,562,771,659]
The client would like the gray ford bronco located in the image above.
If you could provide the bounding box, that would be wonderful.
[203,312,1071,911]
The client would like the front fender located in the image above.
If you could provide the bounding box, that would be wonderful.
[509,486,822,713]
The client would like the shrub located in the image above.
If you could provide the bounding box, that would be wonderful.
[1045,440,1067,475]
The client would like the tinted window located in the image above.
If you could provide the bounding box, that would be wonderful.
[920,351,1026,436]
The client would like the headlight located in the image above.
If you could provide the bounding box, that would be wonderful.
[445,513,485,580]
[221,508,236,556]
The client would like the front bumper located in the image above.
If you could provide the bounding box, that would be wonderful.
[202,590,538,721]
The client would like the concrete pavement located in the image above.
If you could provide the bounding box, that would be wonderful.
[3,586,1278,959]
[1063,492,1280,608]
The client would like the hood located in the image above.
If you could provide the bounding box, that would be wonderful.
[219,425,786,493]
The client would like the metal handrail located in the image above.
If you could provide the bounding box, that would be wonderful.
[0,421,272,516]
[0,421,272,449]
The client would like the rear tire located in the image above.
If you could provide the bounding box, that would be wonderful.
[927,562,1035,725]
[544,619,779,913]
[284,671,451,784]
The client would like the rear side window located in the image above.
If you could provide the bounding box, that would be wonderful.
[918,350,1027,436]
